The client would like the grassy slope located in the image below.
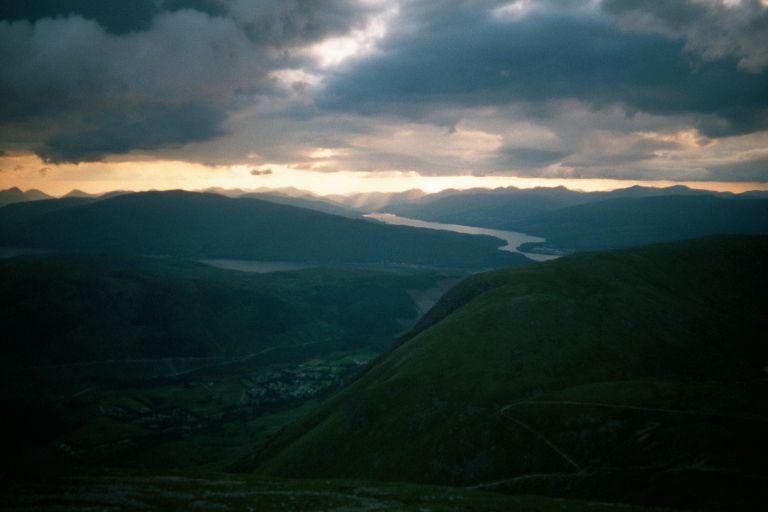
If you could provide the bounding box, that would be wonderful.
[0,196,95,228]
[0,253,453,366]
[0,190,529,268]
[257,236,768,510]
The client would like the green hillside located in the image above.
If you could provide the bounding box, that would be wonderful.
[256,236,768,510]
[0,190,528,269]
[0,196,96,228]
[0,254,459,470]
[1,254,454,366]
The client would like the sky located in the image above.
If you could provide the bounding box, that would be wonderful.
[1,0,767,196]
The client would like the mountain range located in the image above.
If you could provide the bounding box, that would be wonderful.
[0,190,528,269]
[509,195,768,252]
[2,182,765,510]
[369,185,768,253]
[371,185,765,222]
[0,187,53,206]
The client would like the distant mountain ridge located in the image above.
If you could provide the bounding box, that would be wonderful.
[348,185,768,253]
[4,185,766,256]
[0,187,52,206]
[240,191,360,218]
[375,184,756,228]
[62,189,98,198]
[509,194,768,252]
[327,189,428,211]
[0,190,528,269]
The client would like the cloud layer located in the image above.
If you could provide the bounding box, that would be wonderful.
[1,0,767,182]
[0,0,372,162]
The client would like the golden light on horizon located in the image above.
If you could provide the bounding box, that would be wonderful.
[1,153,766,198]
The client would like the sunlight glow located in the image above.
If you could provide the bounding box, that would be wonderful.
[636,129,713,150]
[2,154,766,198]
[309,148,341,159]
[493,0,535,20]
[309,5,398,68]
[269,68,322,88]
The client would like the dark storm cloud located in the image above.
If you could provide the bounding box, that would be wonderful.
[0,0,161,34]
[0,0,230,34]
[602,0,768,72]
[494,148,568,168]
[2,0,767,182]
[0,11,249,162]
[319,3,768,136]
[0,0,375,162]
[705,155,768,182]
[37,102,227,164]
[0,0,372,43]
[602,0,705,27]
[232,0,375,46]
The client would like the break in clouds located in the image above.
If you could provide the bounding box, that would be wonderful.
[1,0,767,182]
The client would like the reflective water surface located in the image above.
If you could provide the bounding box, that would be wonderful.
[365,213,559,262]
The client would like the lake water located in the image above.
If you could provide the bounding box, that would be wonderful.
[365,213,559,262]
